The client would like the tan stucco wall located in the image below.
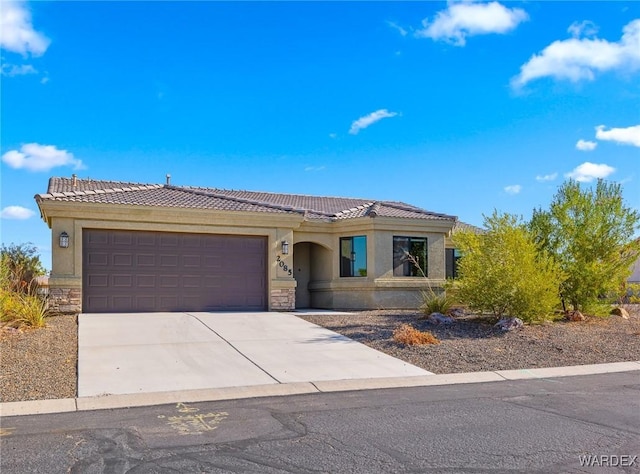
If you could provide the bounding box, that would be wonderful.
[293,217,451,310]
[40,200,454,312]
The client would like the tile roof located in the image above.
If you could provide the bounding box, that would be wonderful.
[37,177,457,223]
[452,221,485,234]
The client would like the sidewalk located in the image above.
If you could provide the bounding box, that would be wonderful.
[2,361,638,417]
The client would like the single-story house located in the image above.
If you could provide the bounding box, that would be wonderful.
[35,175,464,314]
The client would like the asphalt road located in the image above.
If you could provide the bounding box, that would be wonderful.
[2,372,639,473]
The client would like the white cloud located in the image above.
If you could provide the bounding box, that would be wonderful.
[2,143,84,172]
[535,173,558,182]
[565,162,615,182]
[328,133,337,139]
[576,139,597,151]
[504,184,522,195]
[349,109,398,135]
[387,21,408,37]
[416,1,528,46]
[568,20,599,39]
[595,124,640,147]
[1,205,35,220]
[513,19,640,88]
[1,62,37,76]
[0,0,50,56]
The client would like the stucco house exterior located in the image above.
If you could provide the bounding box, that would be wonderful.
[35,176,461,314]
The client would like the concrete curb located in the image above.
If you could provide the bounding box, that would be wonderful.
[2,361,639,418]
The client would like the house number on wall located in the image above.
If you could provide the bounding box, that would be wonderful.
[276,255,293,276]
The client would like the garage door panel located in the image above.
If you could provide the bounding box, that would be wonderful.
[85,296,109,311]
[136,254,156,266]
[112,275,132,287]
[113,254,133,266]
[160,235,179,247]
[159,275,179,288]
[113,232,133,246]
[244,261,265,272]
[87,232,109,245]
[181,295,201,309]
[158,295,179,310]
[112,295,133,311]
[182,255,201,268]
[202,255,223,269]
[182,235,202,247]
[135,296,157,311]
[246,295,266,306]
[182,276,201,288]
[87,253,109,267]
[136,275,156,287]
[160,255,178,267]
[203,275,222,288]
[137,235,156,246]
[83,230,267,312]
[204,239,225,249]
[88,274,109,287]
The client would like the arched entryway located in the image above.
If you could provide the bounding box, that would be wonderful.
[293,242,332,309]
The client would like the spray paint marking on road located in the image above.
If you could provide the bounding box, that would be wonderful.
[0,427,15,437]
[158,402,228,435]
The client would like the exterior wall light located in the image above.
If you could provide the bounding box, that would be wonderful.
[59,231,70,248]
[281,240,289,255]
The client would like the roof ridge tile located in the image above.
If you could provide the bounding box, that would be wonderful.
[166,185,305,215]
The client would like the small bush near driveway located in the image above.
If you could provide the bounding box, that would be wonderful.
[393,324,440,346]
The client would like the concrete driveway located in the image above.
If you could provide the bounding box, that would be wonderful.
[78,312,432,397]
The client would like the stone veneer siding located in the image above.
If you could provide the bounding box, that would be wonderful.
[48,287,82,314]
[270,288,295,311]
[47,288,295,313]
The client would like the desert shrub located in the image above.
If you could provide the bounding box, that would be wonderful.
[401,251,455,315]
[1,243,46,295]
[1,243,48,328]
[617,283,640,304]
[420,288,455,315]
[0,288,48,328]
[530,180,640,312]
[454,212,563,323]
[393,324,440,346]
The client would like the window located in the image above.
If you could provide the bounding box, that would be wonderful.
[340,236,367,277]
[445,248,462,279]
[393,236,427,277]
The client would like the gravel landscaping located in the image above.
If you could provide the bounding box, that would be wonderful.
[298,307,640,374]
[1,307,639,403]
[1,315,77,403]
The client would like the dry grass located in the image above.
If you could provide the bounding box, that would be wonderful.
[393,323,440,346]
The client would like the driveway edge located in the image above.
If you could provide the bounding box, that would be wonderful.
[2,361,639,417]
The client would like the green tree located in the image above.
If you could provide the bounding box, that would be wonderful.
[1,243,46,294]
[529,179,640,313]
[454,212,563,322]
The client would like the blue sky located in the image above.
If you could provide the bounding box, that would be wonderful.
[1,1,639,270]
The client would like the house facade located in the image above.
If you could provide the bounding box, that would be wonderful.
[36,176,459,313]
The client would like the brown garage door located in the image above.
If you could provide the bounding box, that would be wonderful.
[83,229,267,313]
